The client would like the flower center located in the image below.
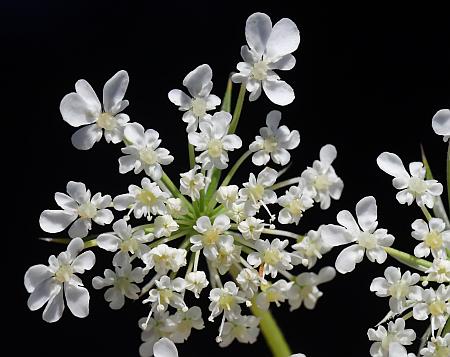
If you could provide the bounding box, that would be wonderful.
[251,61,268,81]
[264,248,282,266]
[115,277,130,293]
[159,289,174,304]
[249,184,265,202]
[315,174,330,190]
[77,202,97,219]
[381,334,396,351]
[425,231,443,250]
[266,289,282,302]
[388,281,410,299]
[358,232,377,250]
[429,300,446,316]
[120,238,139,254]
[408,177,427,194]
[263,137,278,153]
[139,147,157,165]
[288,198,304,216]
[207,139,223,158]
[219,294,235,311]
[204,229,220,246]
[191,98,207,118]
[54,264,73,283]
[137,189,157,206]
[97,112,117,130]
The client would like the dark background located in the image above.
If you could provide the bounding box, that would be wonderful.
[4,1,450,356]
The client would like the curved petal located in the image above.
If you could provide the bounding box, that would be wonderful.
[153,338,178,357]
[335,244,365,274]
[319,144,337,167]
[27,278,59,310]
[268,54,296,70]
[182,64,212,98]
[321,224,353,247]
[252,150,270,166]
[222,135,242,150]
[432,109,450,136]
[262,80,295,106]
[97,233,121,252]
[93,209,114,225]
[113,194,135,210]
[71,124,102,150]
[265,18,300,61]
[60,93,98,127]
[271,148,291,165]
[336,210,359,233]
[103,70,129,113]
[42,287,64,323]
[118,155,137,174]
[213,214,230,231]
[39,210,77,233]
[72,251,95,273]
[24,265,53,293]
[376,152,409,178]
[245,12,272,56]
[54,192,77,211]
[355,196,377,232]
[67,181,89,204]
[68,218,90,238]
[168,89,191,109]
[75,79,101,111]
[67,237,84,260]
[124,122,145,147]
[65,283,90,318]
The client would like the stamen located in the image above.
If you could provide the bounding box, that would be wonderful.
[215,313,227,343]
[141,303,156,330]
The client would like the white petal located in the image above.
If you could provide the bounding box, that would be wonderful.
[124,122,145,146]
[271,148,291,165]
[376,152,409,178]
[24,265,53,293]
[321,224,353,247]
[262,80,295,106]
[68,218,90,238]
[54,193,77,211]
[71,124,102,150]
[66,181,89,204]
[168,89,191,108]
[71,251,95,273]
[60,93,97,127]
[39,210,77,233]
[28,278,59,310]
[336,210,359,233]
[118,155,137,174]
[213,214,230,231]
[355,196,377,231]
[93,209,114,225]
[245,12,272,56]
[265,18,300,61]
[67,237,84,259]
[257,167,278,186]
[252,151,270,166]
[268,54,296,70]
[65,283,90,318]
[103,70,129,113]
[183,64,212,98]
[42,287,64,323]
[222,135,242,150]
[75,79,101,111]
[97,233,121,251]
[153,338,178,357]
[319,144,337,167]
[432,109,450,136]
[113,194,135,210]
[335,244,365,274]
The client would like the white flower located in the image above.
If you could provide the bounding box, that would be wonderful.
[179,165,209,201]
[153,337,178,357]
[232,12,300,105]
[420,334,450,357]
[40,181,113,239]
[143,244,187,274]
[291,227,331,269]
[113,177,169,219]
[92,258,145,309]
[411,218,450,259]
[277,179,314,225]
[249,110,300,166]
[425,257,450,283]
[185,271,209,298]
[236,268,261,299]
[370,267,420,313]
[165,198,188,218]
[208,281,246,321]
[190,215,232,260]
[144,276,188,313]
[164,306,205,343]
[322,196,395,274]
[24,238,95,322]
[377,152,443,208]
[411,285,450,330]
[288,266,336,311]
[96,219,153,266]
[367,318,416,357]
[138,311,170,357]
[238,217,265,240]
[247,238,293,278]
[216,185,239,208]
[154,215,179,238]
[60,70,130,150]
[256,279,293,310]
[119,123,174,180]
[301,144,344,209]
[188,111,242,170]
[432,109,450,142]
[214,236,241,275]
[168,64,221,133]
[219,315,260,347]
[239,167,278,216]
[226,202,247,223]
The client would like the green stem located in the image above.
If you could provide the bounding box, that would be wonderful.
[447,142,450,212]
[228,83,246,134]
[384,247,432,272]
[270,177,301,191]
[250,304,292,357]
[421,206,433,221]
[220,150,252,187]
[189,143,195,169]
[148,230,190,248]
[221,77,233,113]
[160,172,192,210]
[443,317,449,336]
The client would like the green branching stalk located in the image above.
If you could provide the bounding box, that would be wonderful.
[221,77,233,113]
[220,150,252,187]
[161,172,192,210]
[384,247,432,272]
[228,83,246,135]
[189,143,196,169]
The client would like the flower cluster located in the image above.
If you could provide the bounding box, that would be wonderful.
[321,108,449,356]
[23,12,341,357]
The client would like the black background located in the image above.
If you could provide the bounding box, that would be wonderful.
[4,1,450,356]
